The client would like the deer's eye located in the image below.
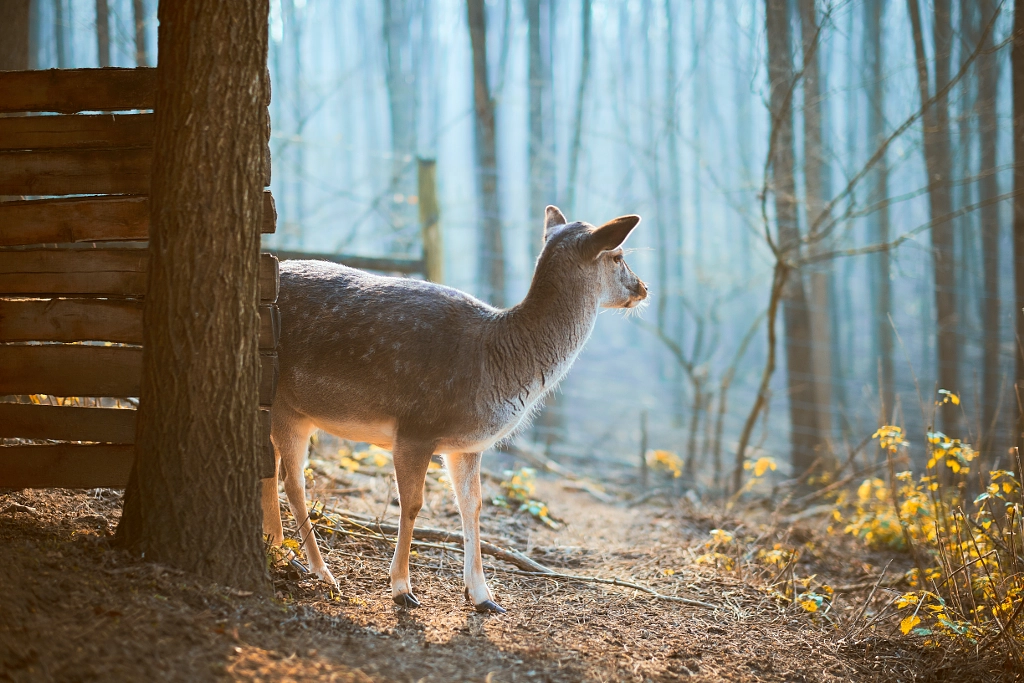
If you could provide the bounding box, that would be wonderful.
[612,254,624,265]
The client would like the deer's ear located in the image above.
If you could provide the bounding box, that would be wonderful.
[543,205,568,241]
[588,215,641,254]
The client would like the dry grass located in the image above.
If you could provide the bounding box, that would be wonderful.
[0,447,1018,682]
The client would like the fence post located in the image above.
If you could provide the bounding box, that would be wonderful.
[417,158,442,284]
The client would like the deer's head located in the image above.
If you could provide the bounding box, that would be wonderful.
[538,206,648,310]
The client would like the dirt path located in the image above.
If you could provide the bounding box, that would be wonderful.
[0,477,1011,682]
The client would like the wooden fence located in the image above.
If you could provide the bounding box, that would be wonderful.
[0,67,279,489]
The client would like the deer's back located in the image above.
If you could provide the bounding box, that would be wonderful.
[276,260,501,447]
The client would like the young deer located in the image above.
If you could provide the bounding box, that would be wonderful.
[262,206,646,613]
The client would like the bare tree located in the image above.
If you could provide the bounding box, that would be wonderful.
[865,0,894,422]
[467,0,505,306]
[907,0,959,430]
[133,0,148,66]
[384,0,419,246]
[976,0,1001,455]
[54,0,67,68]
[116,0,270,591]
[565,0,592,213]
[1014,0,1024,455]
[527,0,555,258]
[798,0,834,460]
[0,1,29,71]
[766,0,820,479]
[95,0,109,67]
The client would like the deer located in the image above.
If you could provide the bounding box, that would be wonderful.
[262,206,646,613]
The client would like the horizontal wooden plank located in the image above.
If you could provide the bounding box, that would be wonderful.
[0,146,150,195]
[0,444,135,488]
[0,345,277,406]
[0,402,136,442]
[0,113,153,151]
[0,249,280,303]
[0,68,156,114]
[0,298,280,349]
[270,250,424,275]
[0,344,142,397]
[0,191,277,247]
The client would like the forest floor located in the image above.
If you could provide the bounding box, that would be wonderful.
[0,446,1018,682]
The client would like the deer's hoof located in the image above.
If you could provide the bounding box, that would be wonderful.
[474,600,507,614]
[393,592,421,609]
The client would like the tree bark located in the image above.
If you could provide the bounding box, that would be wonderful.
[95,0,109,68]
[798,0,834,459]
[0,0,29,71]
[1014,0,1024,456]
[977,0,1001,455]
[526,0,554,258]
[133,0,148,67]
[115,0,270,592]
[466,0,505,307]
[383,0,418,245]
[54,0,67,68]
[908,0,959,430]
[865,0,894,423]
[565,0,591,213]
[766,0,819,477]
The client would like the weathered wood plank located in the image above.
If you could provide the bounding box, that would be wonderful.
[0,68,156,114]
[0,402,136,442]
[0,191,277,246]
[0,146,150,195]
[0,249,280,303]
[0,299,280,349]
[0,345,277,405]
[0,444,134,488]
[0,344,143,397]
[0,113,154,151]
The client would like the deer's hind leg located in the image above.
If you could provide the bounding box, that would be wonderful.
[445,451,505,613]
[272,410,336,586]
[389,437,436,607]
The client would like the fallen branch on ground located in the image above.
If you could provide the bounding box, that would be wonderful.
[312,506,719,610]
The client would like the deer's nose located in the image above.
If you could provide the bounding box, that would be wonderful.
[633,280,648,299]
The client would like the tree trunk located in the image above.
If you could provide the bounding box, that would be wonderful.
[798,0,834,459]
[908,0,959,429]
[54,0,67,68]
[865,0,894,423]
[766,0,819,477]
[287,0,305,245]
[383,0,418,247]
[0,1,29,73]
[664,0,686,430]
[133,0,148,67]
[466,0,505,307]
[116,0,270,592]
[565,0,591,213]
[95,0,109,67]
[1014,0,1024,456]
[526,0,554,257]
[977,0,1001,455]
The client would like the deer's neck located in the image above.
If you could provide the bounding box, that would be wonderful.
[490,270,601,400]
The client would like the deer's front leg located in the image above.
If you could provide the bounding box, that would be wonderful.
[390,438,435,607]
[445,451,505,613]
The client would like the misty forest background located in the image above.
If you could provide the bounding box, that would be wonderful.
[30,0,1019,490]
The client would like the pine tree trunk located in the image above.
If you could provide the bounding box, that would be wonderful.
[116,0,270,592]
[0,1,29,74]
[526,0,552,255]
[1013,0,1024,455]
[565,0,591,213]
[54,0,67,68]
[467,0,505,307]
[977,0,1001,455]
[95,0,109,67]
[798,0,834,458]
[865,0,894,422]
[133,0,148,67]
[383,0,418,247]
[908,0,959,429]
[767,0,819,477]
